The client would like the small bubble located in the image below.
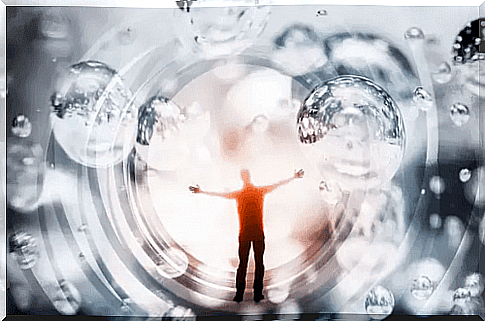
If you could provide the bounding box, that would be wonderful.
[12,115,32,138]
[251,115,269,133]
[414,87,433,111]
[404,27,425,40]
[429,213,442,229]
[459,168,472,183]
[421,189,426,195]
[319,180,343,205]
[118,27,136,46]
[411,276,434,300]
[364,286,395,320]
[77,225,88,232]
[429,176,446,195]
[450,103,470,127]
[52,57,57,63]
[79,252,85,260]
[431,62,452,84]
[316,10,327,17]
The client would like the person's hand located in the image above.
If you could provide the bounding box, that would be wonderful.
[189,184,200,193]
[294,169,304,179]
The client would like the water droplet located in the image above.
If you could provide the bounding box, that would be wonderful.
[429,176,445,195]
[118,27,136,46]
[297,76,405,190]
[316,10,327,16]
[8,232,40,269]
[410,276,434,300]
[404,27,425,40]
[421,189,426,195]
[450,103,470,127]
[459,168,472,183]
[429,213,442,229]
[364,286,395,320]
[12,115,32,138]
[251,115,269,133]
[431,62,452,84]
[319,180,343,205]
[413,87,433,111]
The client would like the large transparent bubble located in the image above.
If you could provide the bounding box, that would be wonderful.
[50,61,136,168]
[297,75,405,190]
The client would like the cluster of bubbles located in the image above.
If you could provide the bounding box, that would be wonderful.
[452,19,484,64]
[8,232,40,270]
[297,75,405,190]
[50,61,135,168]
[364,285,395,320]
[450,273,485,315]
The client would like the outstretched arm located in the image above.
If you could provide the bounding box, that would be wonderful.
[261,169,304,194]
[189,185,239,199]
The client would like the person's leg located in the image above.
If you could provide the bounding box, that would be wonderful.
[235,236,251,302]
[253,236,265,301]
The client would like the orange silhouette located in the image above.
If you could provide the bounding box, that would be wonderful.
[189,168,304,303]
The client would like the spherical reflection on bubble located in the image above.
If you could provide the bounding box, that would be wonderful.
[297,76,405,190]
[465,273,485,297]
[50,60,135,168]
[413,87,433,111]
[52,280,82,315]
[410,276,434,300]
[464,167,485,207]
[189,5,270,57]
[11,115,32,138]
[155,248,189,279]
[431,62,452,84]
[319,180,343,205]
[272,24,327,76]
[136,94,185,146]
[429,213,442,229]
[364,285,395,320]
[450,103,470,127]
[429,176,445,195]
[7,138,44,212]
[8,232,40,270]
[459,168,472,183]
[404,27,425,40]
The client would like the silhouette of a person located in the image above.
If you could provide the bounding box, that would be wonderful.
[189,169,304,303]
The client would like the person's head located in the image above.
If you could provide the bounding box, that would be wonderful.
[241,169,251,185]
